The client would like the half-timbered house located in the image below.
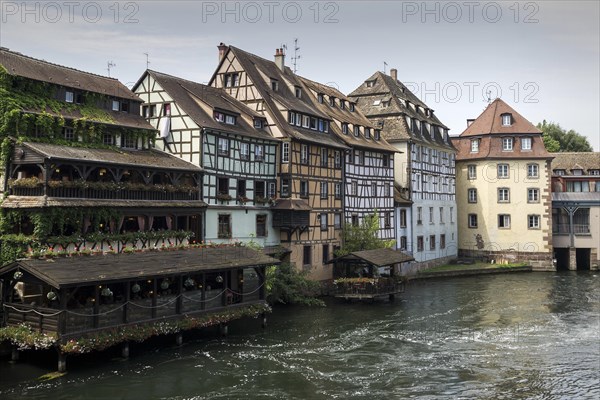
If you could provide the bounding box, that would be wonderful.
[0,48,207,257]
[299,77,397,242]
[133,70,279,247]
[209,45,349,280]
[349,69,457,271]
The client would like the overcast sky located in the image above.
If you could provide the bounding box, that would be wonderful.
[1,1,598,149]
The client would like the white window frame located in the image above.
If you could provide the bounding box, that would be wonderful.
[528,188,540,203]
[498,188,510,203]
[468,165,477,179]
[471,139,479,153]
[468,188,477,203]
[502,137,514,151]
[468,214,478,228]
[240,143,250,160]
[65,91,74,103]
[301,144,309,164]
[521,137,532,150]
[498,214,511,229]
[528,214,540,229]
[502,114,512,126]
[218,137,229,156]
[498,164,510,179]
[527,163,539,178]
[254,144,264,161]
[282,142,290,163]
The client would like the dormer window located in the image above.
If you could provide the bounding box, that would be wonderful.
[225,115,236,125]
[214,111,236,125]
[318,93,324,103]
[521,137,532,150]
[342,123,348,134]
[471,139,480,153]
[554,169,565,176]
[374,129,381,140]
[254,119,263,129]
[224,73,239,87]
[329,97,336,107]
[295,86,302,98]
[112,100,120,111]
[349,103,355,112]
[382,100,390,108]
[366,80,376,87]
[572,169,583,176]
[302,115,310,128]
[340,100,345,110]
[353,125,360,137]
[502,137,514,151]
[65,91,74,103]
[365,128,371,138]
[271,79,279,91]
[501,113,512,126]
[589,169,600,176]
[121,102,130,113]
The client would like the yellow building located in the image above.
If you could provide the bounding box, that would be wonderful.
[452,99,554,270]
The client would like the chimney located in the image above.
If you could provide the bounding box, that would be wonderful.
[217,42,228,62]
[467,119,475,127]
[390,68,398,81]
[275,48,285,71]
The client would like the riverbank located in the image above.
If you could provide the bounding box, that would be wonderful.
[410,262,532,280]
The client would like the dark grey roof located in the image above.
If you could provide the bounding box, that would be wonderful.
[552,192,600,204]
[0,48,139,101]
[349,71,454,150]
[21,142,202,171]
[21,107,155,131]
[329,248,414,266]
[551,152,600,174]
[1,247,279,288]
[1,196,207,209]
[212,46,349,150]
[271,198,312,211]
[140,70,277,142]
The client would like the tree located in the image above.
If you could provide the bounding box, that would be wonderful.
[335,212,395,257]
[265,263,325,307]
[537,120,593,152]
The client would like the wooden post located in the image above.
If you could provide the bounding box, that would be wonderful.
[175,332,183,346]
[93,285,100,328]
[57,351,67,372]
[121,342,130,358]
[219,323,228,336]
[223,271,229,306]
[261,313,267,329]
[123,282,130,323]
[201,274,206,310]
[151,279,157,319]
[176,276,183,315]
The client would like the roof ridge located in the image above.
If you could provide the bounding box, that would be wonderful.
[1,47,118,82]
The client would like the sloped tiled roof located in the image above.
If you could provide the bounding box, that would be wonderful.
[20,107,154,131]
[21,141,203,171]
[211,46,348,150]
[551,152,600,174]
[0,48,139,101]
[348,71,453,150]
[140,70,276,141]
[1,196,207,209]
[459,98,541,137]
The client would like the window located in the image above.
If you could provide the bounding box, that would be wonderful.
[254,144,264,161]
[112,100,120,111]
[528,214,540,229]
[255,181,266,199]
[498,188,510,203]
[440,234,446,249]
[384,212,391,228]
[240,143,250,160]
[224,73,239,87]
[471,139,479,153]
[318,93,324,103]
[366,80,376,87]
[590,169,600,176]
[501,113,512,126]
[122,135,137,149]
[300,180,309,198]
[527,163,539,178]
[149,105,156,117]
[382,154,389,167]
[417,207,423,225]
[321,148,328,166]
[353,125,360,137]
[430,235,436,250]
[384,183,391,197]
[163,103,171,116]
[417,236,424,252]
[502,137,514,151]
[468,188,477,203]
[349,103,355,112]
[103,133,114,146]
[121,102,129,113]
[528,188,539,203]
[371,182,377,196]
[282,142,290,163]
[322,244,329,264]
[218,138,229,156]
[225,115,236,125]
[310,117,318,130]
[429,207,434,224]
[351,181,358,196]
[63,127,74,141]
[396,236,406,250]
[217,177,229,195]
[301,144,309,164]
[334,213,342,229]
[497,164,509,178]
[374,130,381,140]
[237,179,246,198]
[334,183,341,199]
[295,87,302,98]
[340,100,346,110]
[280,177,290,197]
[334,151,341,168]
[303,245,311,266]
[354,150,362,165]
[439,207,444,223]
[321,182,328,199]
[288,111,296,125]
[351,215,359,226]
[320,213,328,231]
[521,137,532,150]
[254,119,263,129]
[342,123,348,134]
[256,215,267,237]
[142,105,149,118]
[65,91,74,103]
[218,214,231,238]
[450,207,454,223]
[466,214,478,229]
[329,97,336,107]
[302,115,310,128]
[498,214,511,229]
[400,209,407,228]
[271,79,279,91]
[75,92,84,104]
[268,182,276,198]
[467,165,477,179]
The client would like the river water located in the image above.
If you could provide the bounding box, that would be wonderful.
[1,272,599,399]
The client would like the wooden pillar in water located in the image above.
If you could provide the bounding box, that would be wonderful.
[121,342,130,358]
[57,351,67,373]
[261,313,267,329]
[219,323,228,336]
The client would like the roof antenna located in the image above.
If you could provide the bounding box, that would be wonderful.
[486,90,492,104]
[144,52,150,70]
[291,38,301,74]
[107,61,116,77]
[383,61,388,74]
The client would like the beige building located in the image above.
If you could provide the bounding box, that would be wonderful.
[551,152,600,270]
[452,99,554,270]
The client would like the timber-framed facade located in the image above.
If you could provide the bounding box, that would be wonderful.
[133,70,280,246]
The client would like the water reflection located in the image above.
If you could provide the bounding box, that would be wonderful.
[1,272,599,399]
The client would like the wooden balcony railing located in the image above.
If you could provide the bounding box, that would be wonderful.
[10,186,200,201]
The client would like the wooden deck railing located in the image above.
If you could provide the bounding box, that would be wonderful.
[10,186,200,201]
